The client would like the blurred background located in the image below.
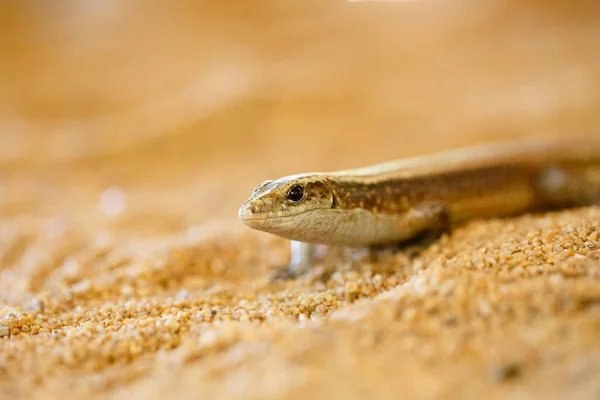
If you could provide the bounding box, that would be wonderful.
[1,0,599,235]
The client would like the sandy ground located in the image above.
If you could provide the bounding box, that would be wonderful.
[1,1,600,399]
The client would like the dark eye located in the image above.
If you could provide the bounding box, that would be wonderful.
[286,185,305,203]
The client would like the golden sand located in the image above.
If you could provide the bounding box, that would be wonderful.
[1,205,599,399]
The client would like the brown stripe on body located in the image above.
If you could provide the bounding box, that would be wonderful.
[327,164,545,220]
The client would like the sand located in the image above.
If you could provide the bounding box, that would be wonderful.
[1,1,600,399]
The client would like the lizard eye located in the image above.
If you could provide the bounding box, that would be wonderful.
[286,185,305,203]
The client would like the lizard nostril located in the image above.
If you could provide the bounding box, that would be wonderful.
[250,205,258,213]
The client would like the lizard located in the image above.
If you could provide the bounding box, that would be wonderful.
[238,137,600,278]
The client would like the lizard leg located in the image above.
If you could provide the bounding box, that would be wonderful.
[369,201,451,258]
[405,200,451,238]
[270,240,315,280]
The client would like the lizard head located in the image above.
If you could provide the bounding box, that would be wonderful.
[238,174,335,241]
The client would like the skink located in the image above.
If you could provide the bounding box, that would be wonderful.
[238,137,600,278]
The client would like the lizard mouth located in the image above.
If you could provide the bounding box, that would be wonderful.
[238,204,314,224]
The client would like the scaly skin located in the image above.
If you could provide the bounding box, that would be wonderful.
[238,137,600,278]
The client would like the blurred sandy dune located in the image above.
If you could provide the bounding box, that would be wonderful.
[0,0,599,221]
